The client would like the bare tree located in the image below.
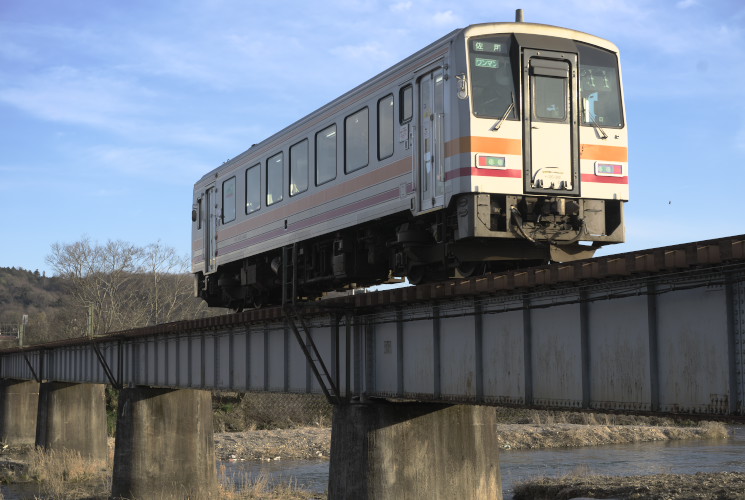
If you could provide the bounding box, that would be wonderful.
[140,242,198,325]
[46,237,217,336]
[46,238,143,334]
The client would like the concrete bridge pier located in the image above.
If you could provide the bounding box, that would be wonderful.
[111,387,217,500]
[35,382,108,460]
[328,401,502,500]
[0,379,39,445]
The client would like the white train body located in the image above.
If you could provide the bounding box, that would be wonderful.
[192,21,628,309]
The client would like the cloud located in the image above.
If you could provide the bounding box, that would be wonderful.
[735,125,745,152]
[83,145,211,185]
[676,0,698,8]
[0,40,35,62]
[390,2,412,12]
[432,10,461,26]
[0,66,153,132]
[330,41,394,66]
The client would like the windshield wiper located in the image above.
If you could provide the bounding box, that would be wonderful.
[490,94,515,132]
[590,114,608,139]
[583,100,608,139]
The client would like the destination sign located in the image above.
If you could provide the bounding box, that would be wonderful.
[472,40,505,53]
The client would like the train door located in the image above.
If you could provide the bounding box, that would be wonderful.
[418,68,445,211]
[522,49,580,196]
[204,184,218,274]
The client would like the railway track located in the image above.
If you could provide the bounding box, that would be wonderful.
[2,234,743,352]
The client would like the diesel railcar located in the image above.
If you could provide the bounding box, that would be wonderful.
[192,16,628,309]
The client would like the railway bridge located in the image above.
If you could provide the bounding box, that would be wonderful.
[0,235,743,499]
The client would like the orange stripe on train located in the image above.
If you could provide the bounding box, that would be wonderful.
[445,137,522,157]
[445,136,628,164]
[580,144,628,162]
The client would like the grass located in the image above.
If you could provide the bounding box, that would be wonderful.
[8,447,319,499]
[27,447,110,499]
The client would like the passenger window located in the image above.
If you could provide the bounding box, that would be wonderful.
[378,94,394,160]
[197,197,202,230]
[345,107,368,173]
[290,139,309,196]
[245,164,260,214]
[266,153,283,206]
[316,124,337,185]
[400,85,413,124]
[222,176,236,223]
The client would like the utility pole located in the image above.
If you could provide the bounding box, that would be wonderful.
[18,314,28,347]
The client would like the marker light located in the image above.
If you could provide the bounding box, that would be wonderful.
[477,155,506,168]
[595,162,623,176]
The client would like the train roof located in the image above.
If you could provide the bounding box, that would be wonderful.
[195,21,618,186]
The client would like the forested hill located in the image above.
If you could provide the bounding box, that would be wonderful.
[0,267,73,344]
[0,265,219,346]
[0,267,69,310]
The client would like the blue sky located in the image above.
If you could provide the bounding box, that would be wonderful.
[1,0,744,275]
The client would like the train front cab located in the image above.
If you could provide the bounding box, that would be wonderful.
[445,25,628,265]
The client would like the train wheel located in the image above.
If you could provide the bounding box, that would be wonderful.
[456,261,485,278]
[251,295,264,309]
[407,266,426,286]
[407,264,448,285]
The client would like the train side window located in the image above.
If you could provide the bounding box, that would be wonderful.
[197,197,202,230]
[245,163,260,214]
[266,152,283,206]
[290,139,309,196]
[378,94,394,160]
[345,107,368,173]
[399,85,413,124]
[222,176,236,223]
[316,124,337,186]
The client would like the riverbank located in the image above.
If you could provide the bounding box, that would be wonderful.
[215,427,331,461]
[513,471,745,499]
[212,419,729,461]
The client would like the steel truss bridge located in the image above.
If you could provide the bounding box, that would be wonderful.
[1,235,744,417]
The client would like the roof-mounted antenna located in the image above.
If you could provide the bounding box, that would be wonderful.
[515,9,525,22]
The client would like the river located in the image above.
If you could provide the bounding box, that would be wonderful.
[221,425,745,498]
[1,426,741,498]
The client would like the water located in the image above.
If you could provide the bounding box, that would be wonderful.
[499,425,745,496]
[221,426,745,497]
[221,459,330,493]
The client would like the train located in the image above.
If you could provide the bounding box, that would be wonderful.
[191,12,628,310]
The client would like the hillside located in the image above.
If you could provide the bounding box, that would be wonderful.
[0,267,75,345]
[0,266,219,346]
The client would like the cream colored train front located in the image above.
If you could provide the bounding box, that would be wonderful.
[191,16,628,310]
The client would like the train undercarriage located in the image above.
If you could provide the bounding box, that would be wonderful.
[196,193,624,310]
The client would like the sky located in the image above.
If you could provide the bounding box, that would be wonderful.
[1,0,744,275]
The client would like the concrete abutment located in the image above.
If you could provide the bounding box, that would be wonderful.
[35,382,107,460]
[0,379,39,445]
[111,387,217,500]
[328,401,503,499]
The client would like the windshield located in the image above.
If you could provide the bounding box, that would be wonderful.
[469,36,517,119]
[578,43,623,128]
